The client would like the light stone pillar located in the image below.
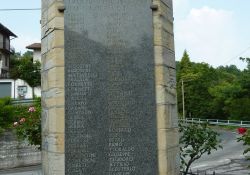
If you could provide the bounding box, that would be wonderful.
[153,0,180,174]
[41,0,65,174]
[41,0,179,174]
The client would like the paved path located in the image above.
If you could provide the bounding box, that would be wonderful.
[191,129,250,174]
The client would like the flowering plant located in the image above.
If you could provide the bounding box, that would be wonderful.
[237,127,250,156]
[13,98,41,149]
[238,127,247,135]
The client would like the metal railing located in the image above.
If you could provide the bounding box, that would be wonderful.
[11,99,35,106]
[0,72,9,79]
[181,118,250,128]
[0,42,10,51]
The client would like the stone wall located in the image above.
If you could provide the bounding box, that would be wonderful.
[0,131,41,169]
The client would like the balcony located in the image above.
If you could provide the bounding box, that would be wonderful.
[0,72,9,79]
[0,42,13,54]
[0,68,9,79]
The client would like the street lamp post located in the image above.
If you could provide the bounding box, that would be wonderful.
[181,79,185,119]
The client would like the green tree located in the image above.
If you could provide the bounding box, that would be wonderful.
[179,122,222,174]
[226,57,250,120]
[9,51,41,98]
[177,50,217,118]
[176,53,250,120]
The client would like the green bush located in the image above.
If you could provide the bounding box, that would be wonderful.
[238,129,250,156]
[0,97,15,131]
[179,122,222,174]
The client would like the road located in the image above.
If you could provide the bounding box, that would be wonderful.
[191,129,250,174]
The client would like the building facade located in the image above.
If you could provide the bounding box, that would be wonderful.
[0,23,17,79]
[0,23,17,98]
[0,23,41,99]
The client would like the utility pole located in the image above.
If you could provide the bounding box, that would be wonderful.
[181,79,185,119]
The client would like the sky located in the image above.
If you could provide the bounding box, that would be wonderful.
[0,0,41,54]
[0,0,250,69]
[173,0,250,69]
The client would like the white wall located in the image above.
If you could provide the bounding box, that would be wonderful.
[0,79,41,99]
[33,50,41,62]
[14,79,41,99]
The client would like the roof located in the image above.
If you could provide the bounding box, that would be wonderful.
[26,43,41,50]
[0,23,17,37]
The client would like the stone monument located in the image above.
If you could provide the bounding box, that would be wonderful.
[41,0,179,175]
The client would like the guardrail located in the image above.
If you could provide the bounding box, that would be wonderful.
[11,99,35,105]
[181,118,250,128]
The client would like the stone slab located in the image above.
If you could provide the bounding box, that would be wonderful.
[64,0,158,175]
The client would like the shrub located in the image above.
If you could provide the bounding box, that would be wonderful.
[13,98,41,149]
[0,97,15,132]
[179,122,222,174]
[237,128,250,156]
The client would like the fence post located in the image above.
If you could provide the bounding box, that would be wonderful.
[241,121,243,125]
[217,120,219,124]
[227,120,230,124]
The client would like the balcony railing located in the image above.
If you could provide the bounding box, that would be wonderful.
[0,42,11,52]
[0,72,9,79]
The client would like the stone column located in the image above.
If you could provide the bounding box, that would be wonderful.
[41,0,65,174]
[153,0,179,174]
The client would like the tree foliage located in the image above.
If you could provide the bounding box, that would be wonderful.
[179,122,222,174]
[10,51,41,98]
[177,50,250,120]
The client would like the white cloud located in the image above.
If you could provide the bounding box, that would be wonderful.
[174,6,246,68]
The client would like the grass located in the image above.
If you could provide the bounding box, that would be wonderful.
[209,124,239,131]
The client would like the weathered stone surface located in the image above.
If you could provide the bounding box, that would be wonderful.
[64,0,158,174]
[153,0,179,174]
[157,104,178,129]
[41,1,65,174]
[0,131,41,169]
[42,151,64,175]
[154,46,175,68]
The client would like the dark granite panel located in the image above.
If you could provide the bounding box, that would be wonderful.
[64,0,158,174]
